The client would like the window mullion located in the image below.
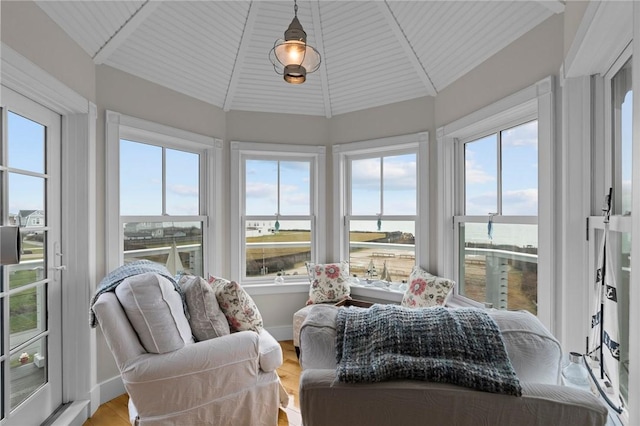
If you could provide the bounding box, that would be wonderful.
[161,147,167,215]
[379,156,384,216]
[276,160,281,216]
[497,132,503,215]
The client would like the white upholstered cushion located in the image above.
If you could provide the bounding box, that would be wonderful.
[115,272,193,353]
[258,329,284,372]
[490,309,563,385]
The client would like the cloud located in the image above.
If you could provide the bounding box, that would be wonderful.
[502,121,538,148]
[246,182,277,199]
[465,192,497,215]
[465,158,495,184]
[168,184,198,196]
[502,189,538,215]
[281,184,309,204]
[351,158,417,191]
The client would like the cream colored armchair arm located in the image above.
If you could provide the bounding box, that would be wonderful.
[122,331,260,419]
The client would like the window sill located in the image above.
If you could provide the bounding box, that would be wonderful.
[241,281,406,304]
[242,282,309,296]
[350,285,404,303]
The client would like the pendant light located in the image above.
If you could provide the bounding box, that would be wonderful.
[269,0,321,84]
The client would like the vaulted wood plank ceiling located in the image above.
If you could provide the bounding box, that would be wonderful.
[36,1,563,117]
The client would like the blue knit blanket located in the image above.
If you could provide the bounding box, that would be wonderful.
[336,304,522,396]
[89,260,184,327]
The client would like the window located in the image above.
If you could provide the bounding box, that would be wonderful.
[231,142,325,284]
[334,133,428,283]
[457,121,539,313]
[438,77,554,325]
[588,52,632,407]
[106,112,221,275]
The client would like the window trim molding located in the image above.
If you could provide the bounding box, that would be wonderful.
[230,141,326,284]
[332,132,429,269]
[105,110,221,274]
[629,7,640,424]
[437,76,555,329]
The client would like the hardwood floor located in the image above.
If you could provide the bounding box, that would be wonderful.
[83,340,302,426]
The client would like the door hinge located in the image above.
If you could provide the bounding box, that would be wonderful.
[586,217,589,241]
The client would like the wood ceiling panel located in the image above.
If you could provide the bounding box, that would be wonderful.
[35,1,557,116]
[36,1,144,57]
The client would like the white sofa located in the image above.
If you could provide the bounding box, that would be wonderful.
[93,273,283,425]
[299,305,609,426]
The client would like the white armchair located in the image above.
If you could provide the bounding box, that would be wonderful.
[93,290,282,425]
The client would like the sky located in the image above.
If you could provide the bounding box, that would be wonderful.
[120,139,200,216]
[465,120,538,216]
[350,153,417,216]
[245,159,310,216]
[6,112,45,216]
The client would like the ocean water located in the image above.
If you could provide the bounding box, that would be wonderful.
[247,219,539,249]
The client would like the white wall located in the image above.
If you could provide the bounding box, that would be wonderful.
[1,0,96,103]
[563,1,590,58]
[434,13,564,127]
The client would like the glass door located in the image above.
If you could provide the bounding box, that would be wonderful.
[1,88,62,425]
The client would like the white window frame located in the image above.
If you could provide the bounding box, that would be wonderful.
[230,141,326,286]
[333,132,429,273]
[437,77,555,328]
[587,44,633,415]
[105,111,222,275]
[561,3,639,422]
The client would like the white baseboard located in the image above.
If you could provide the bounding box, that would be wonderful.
[50,401,90,426]
[266,325,293,341]
[101,374,126,404]
[90,375,126,415]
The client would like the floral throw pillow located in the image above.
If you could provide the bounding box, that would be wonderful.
[208,276,263,332]
[401,266,455,308]
[306,261,351,305]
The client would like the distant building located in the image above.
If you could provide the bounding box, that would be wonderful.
[246,221,275,238]
[17,210,44,227]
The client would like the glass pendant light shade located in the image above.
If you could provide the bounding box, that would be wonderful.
[269,4,321,84]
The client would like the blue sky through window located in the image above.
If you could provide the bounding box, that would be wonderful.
[119,140,200,216]
[7,112,45,215]
[465,121,538,216]
[351,154,416,216]
[245,159,310,216]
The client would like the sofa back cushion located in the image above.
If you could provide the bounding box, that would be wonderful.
[179,275,230,341]
[116,272,193,353]
[489,309,562,385]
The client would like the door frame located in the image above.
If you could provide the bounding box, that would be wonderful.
[1,43,97,422]
[1,86,63,425]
